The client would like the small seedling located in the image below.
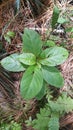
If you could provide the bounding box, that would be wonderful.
[1,28,68,100]
[4,31,15,44]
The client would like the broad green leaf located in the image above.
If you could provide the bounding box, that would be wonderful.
[7,31,15,38]
[51,6,60,29]
[48,117,59,130]
[20,66,43,99]
[39,46,68,66]
[22,28,42,56]
[45,40,55,47]
[58,17,68,24]
[18,53,36,65]
[42,66,64,88]
[1,53,25,72]
[35,82,46,100]
[4,34,11,44]
[66,27,73,32]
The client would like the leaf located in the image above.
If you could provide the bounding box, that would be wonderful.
[1,53,25,72]
[22,28,42,56]
[20,66,43,99]
[4,34,11,44]
[51,6,60,29]
[48,117,59,130]
[11,122,21,130]
[42,66,64,88]
[49,93,73,114]
[7,31,15,38]
[35,82,46,100]
[32,107,51,130]
[58,17,68,24]
[45,40,55,47]
[66,27,73,32]
[39,46,68,66]
[18,53,36,65]
[1,122,21,130]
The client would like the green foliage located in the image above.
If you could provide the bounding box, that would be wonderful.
[58,17,69,24]
[42,66,64,88]
[1,28,68,100]
[18,53,36,65]
[45,40,55,47]
[0,121,21,130]
[26,93,73,130]
[48,116,59,130]
[66,27,73,33]
[1,53,25,72]
[4,35,11,44]
[6,31,15,38]
[35,82,46,100]
[4,31,15,44]
[66,27,73,38]
[39,46,68,66]
[31,107,51,130]
[51,6,60,29]
[20,66,43,99]
[22,28,42,56]
[49,93,73,114]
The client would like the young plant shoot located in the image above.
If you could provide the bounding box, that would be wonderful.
[1,28,69,100]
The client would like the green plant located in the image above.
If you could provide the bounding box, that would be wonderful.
[65,27,73,38]
[0,121,21,130]
[26,93,73,130]
[4,31,15,44]
[1,28,68,100]
[51,5,60,29]
[51,5,69,29]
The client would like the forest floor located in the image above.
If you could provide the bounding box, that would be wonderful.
[0,0,73,130]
